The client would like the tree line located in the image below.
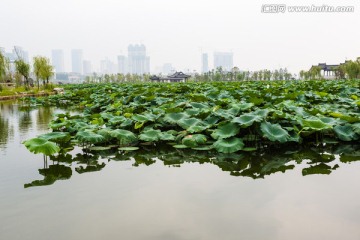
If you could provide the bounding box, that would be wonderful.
[300,57,360,80]
[0,51,54,90]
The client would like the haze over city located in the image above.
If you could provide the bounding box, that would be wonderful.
[1,0,359,74]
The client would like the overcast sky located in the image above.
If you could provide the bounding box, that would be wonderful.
[1,0,359,74]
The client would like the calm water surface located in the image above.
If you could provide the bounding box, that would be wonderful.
[0,100,360,240]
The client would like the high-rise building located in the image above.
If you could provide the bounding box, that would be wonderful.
[100,58,117,74]
[127,44,150,74]
[51,49,65,73]
[117,55,127,74]
[71,49,83,74]
[214,52,233,71]
[202,53,209,73]
[83,60,92,76]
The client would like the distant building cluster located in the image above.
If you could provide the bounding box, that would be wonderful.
[117,44,150,75]
[1,44,240,83]
[202,51,234,73]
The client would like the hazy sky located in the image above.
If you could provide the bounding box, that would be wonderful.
[1,0,359,74]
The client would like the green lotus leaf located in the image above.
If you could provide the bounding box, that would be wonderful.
[173,144,189,149]
[260,122,289,143]
[89,146,112,151]
[232,113,263,127]
[204,115,220,125]
[110,129,137,145]
[108,116,127,125]
[249,97,263,106]
[163,112,190,124]
[334,125,359,141]
[211,122,240,140]
[76,131,105,144]
[177,118,210,133]
[100,112,114,120]
[97,128,113,141]
[38,132,71,143]
[185,108,202,116]
[182,134,207,147]
[23,138,60,156]
[319,117,341,126]
[155,97,170,105]
[139,129,161,142]
[132,113,157,122]
[50,121,69,130]
[189,102,209,109]
[232,102,254,111]
[212,109,236,120]
[158,131,176,141]
[253,109,270,118]
[213,137,244,153]
[118,147,139,151]
[73,122,92,131]
[192,145,214,151]
[120,119,133,127]
[301,118,332,130]
[330,112,360,123]
[352,123,360,135]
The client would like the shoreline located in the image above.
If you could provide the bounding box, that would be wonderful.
[0,92,55,101]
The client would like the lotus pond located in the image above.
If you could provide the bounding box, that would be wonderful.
[1,79,360,240]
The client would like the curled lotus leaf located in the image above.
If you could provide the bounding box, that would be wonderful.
[76,131,105,144]
[38,132,71,143]
[260,122,289,143]
[97,128,113,141]
[182,134,207,147]
[334,125,359,141]
[23,138,60,156]
[108,116,127,125]
[189,102,209,109]
[232,113,263,127]
[213,137,244,153]
[163,112,190,124]
[253,109,270,118]
[301,118,332,130]
[211,122,240,140]
[139,129,161,142]
[352,123,360,135]
[177,118,210,133]
[110,129,137,145]
[159,131,176,141]
[132,113,157,122]
[231,102,254,111]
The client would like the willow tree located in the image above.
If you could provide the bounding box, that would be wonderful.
[33,56,44,89]
[0,52,9,83]
[33,56,54,89]
[14,59,30,86]
[40,59,54,85]
[343,60,360,80]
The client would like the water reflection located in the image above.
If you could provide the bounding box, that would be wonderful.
[0,102,14,146]
[24,164,72,188]
[24,143,360,188]
[0,101,55,152]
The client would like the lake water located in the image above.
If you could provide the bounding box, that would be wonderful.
[1,100,360,240]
